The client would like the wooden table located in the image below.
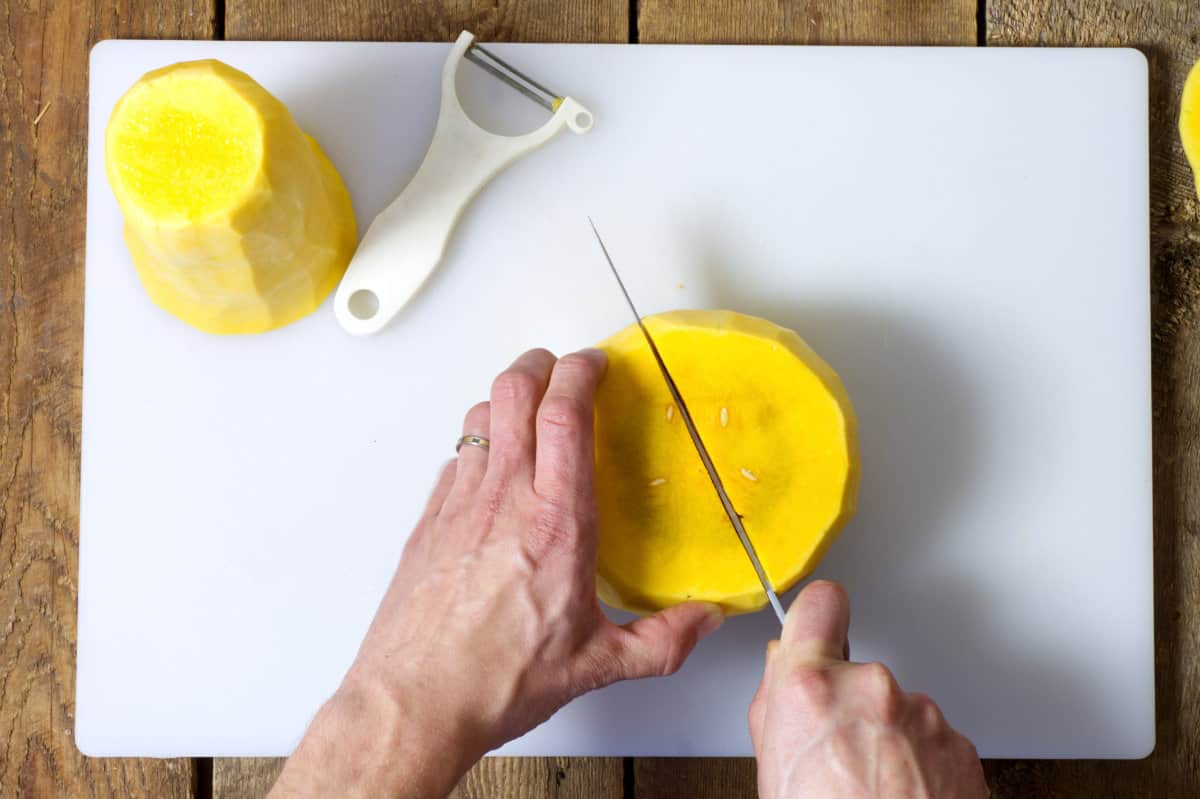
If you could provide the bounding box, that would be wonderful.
[2,1,1198,796]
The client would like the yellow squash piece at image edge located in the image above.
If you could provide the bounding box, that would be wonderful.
[105,59,357,334]
[1182,58,1200,198]
[594,310,859,615]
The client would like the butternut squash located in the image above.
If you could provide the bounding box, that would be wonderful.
[594,310,859,615]
[105,59,356,334]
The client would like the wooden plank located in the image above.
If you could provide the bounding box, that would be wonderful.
[634,758,755,798]
[212,758,619,791]
[633,2,976,796]
[217,5,630,798]
[226,0,628,42]
[451,757,623,798]
[211,755,625,799]
[0,2,214,797]
[213,758,285,798]
[987,1,1200,795]
[212,755,624,798]
[637,0,976,45]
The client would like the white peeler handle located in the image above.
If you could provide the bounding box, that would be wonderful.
[334,31,593,335]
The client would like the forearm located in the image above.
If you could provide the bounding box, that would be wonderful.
[270,677,480,799]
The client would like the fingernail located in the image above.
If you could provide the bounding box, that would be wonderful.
[579,347,607,362]
[698,603,725,637]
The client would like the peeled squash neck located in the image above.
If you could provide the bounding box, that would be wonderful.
[593,310,859,615]
[105,59,357,334]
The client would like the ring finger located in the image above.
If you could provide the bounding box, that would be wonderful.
[449,401,492,502]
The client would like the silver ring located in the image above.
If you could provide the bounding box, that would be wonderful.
[456,434,490,453]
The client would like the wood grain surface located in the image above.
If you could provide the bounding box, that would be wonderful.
[637,0,976,45]
[986,1,1200,795]
[0,2,209,797]
[213,758,283,798]
[450,757,623,798]
[226,0,628,43]
[3,1,1197,797]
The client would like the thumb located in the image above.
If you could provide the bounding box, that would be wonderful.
[748,640,781,753]
[606,601,725,681]
[781,580,850,664]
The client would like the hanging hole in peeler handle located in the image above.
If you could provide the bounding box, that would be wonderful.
[347,289,380,320]
[573,111,593,131]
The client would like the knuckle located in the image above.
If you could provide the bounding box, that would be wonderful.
[555,352,599,380]
[660,649,685,676]
[786,666,835,710]
[538,394,587,433]
[861,662,902,719]
[955,733,982,763]
[645,615,687,677]
[482,479,511,519]
[657,632,686,677]
[526,501,577,555]
[906,690,931,712]
[908,691,943,730]
[492,370,542,405]
[569,632,627,692]
[592,636,630,687]
[463,401,490,427]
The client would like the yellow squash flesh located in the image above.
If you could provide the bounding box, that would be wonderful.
[105,59,357,334]
[594,310,859,615]
[1183,58,1200,199]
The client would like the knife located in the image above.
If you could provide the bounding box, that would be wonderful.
[588,219,787,627]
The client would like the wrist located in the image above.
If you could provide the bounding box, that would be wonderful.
[272,673,483,798]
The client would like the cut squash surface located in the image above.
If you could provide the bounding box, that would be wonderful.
[105,59,356,334]
[107,71,263,223]
[594,310,858,615]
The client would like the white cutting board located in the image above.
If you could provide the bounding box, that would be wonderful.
[78,40,1153,759]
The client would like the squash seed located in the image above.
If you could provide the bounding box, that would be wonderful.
[720,407,729,427]
[648,477,668,487]
[739,467,758,482]
[666,405,675,421]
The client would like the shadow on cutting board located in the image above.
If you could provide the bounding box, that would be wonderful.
[670,246,1119,755]
[689,245,981,583]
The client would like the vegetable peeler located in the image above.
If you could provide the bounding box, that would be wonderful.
[333,31,593,335]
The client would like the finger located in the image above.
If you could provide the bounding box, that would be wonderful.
[424,460,457,519]
[748,640,780,752]
[763,639,782,685]
[449,401,491,500]
[781,580,850,665]
[905,691,948,737]
[955,735,988,798]
[487,349,557,483]
[404,460,457,561]
[533,349,607,506]
[603,602,724,682]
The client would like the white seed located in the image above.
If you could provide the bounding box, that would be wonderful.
[666,405,675,421]
[648,477,668,487]
[740,468,758,482]
[720,407,729,427]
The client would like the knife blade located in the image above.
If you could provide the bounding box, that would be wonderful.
[588,219,787,627]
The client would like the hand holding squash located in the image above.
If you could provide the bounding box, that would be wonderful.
[748,581,987,799]
[272,348,724,798]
